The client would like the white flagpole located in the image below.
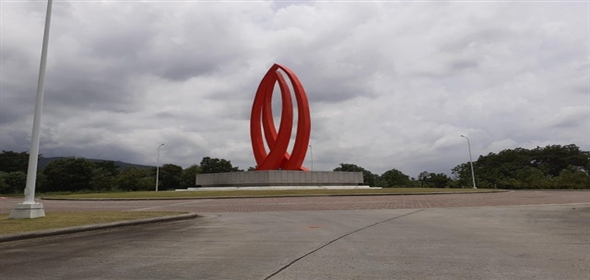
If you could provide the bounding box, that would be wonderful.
[10,0,53,218]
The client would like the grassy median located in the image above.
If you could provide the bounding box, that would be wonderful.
[0,211,187,235]
[41,188,494,200]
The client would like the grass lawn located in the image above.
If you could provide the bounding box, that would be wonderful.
[41,188,496,200]
[0,211,188,235]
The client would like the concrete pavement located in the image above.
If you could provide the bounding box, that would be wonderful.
[0,213,199,243]
[1,190,589,280]
[2,190,589,214]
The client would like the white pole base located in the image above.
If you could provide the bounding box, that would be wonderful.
[9,203,46,219]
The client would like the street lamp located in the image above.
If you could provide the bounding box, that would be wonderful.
[309,144,313,171]
[460,135,477,189]
[155,143,164,191]
[10,0,53,219]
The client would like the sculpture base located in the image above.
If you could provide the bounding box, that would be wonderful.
[9,203,46,219]
[181,185,377,191]
[193,171,365,188]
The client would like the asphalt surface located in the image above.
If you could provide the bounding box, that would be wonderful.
[1,190,589,214]
[1,190,589,280]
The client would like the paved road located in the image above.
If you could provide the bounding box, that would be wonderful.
[1,190,589,214]
[1,191,589,280]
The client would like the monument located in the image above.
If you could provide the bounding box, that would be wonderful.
[251,64,310,171]
[191,64,367,189]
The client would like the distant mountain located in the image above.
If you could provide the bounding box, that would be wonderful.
[38,157,154,170]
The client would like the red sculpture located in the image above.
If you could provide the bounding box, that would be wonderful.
[250,64,311,171]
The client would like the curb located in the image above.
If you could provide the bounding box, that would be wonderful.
[0,213,199,243]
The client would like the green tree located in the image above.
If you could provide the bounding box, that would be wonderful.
[200,157,242,173]
[511,166,551,189]
[477,148,532,187]
[0,151,30,173]
[530,144,589,177]
[93,160,120,177]
[5,171,27,193]
[117,167,152,191]
[427,173,452,188]
[159,163,183,190]
[89,168,117,192]
[87,160,120,192]
[333,163,378,187]
[42,157,94,192]
[418,172,452,188]
[0,171,27,194]
[35,173,49,193]
[554,167,590,189]
[0,172,7,193]
[179,164,202,189]
[379,169,412,188]
[452,144,589,189]
[418,171,430,187]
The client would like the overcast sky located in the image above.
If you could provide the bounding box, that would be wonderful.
[1,1,588,177]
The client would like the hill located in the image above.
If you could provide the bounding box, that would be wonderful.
[37,157,153,170]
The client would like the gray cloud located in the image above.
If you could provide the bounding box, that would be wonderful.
[1,1,587,177]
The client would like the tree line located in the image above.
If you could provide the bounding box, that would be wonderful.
[0,153,242,193]
[0,144,587,193]
[451,144,589,189]
[336,144,588,189]
[334,163,455,188]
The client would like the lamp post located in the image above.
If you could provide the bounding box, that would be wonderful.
[460,135,477,189]
[309,144,313,171]
[9,0,53,219]
[155,143,164,192]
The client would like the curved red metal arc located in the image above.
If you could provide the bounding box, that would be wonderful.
[276,64,311,170]
[250,64,311,171]
[250,65,276,165]
[258,71,293,170]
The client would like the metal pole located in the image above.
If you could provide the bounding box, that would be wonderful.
[155,143,164,191]
[460,135,477,189]
[24,0,53,204]
[309,144,313,171]
[10,0,53,218]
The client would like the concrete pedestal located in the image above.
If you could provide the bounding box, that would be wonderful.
[195,171,364,187]
[9,203,46,219]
